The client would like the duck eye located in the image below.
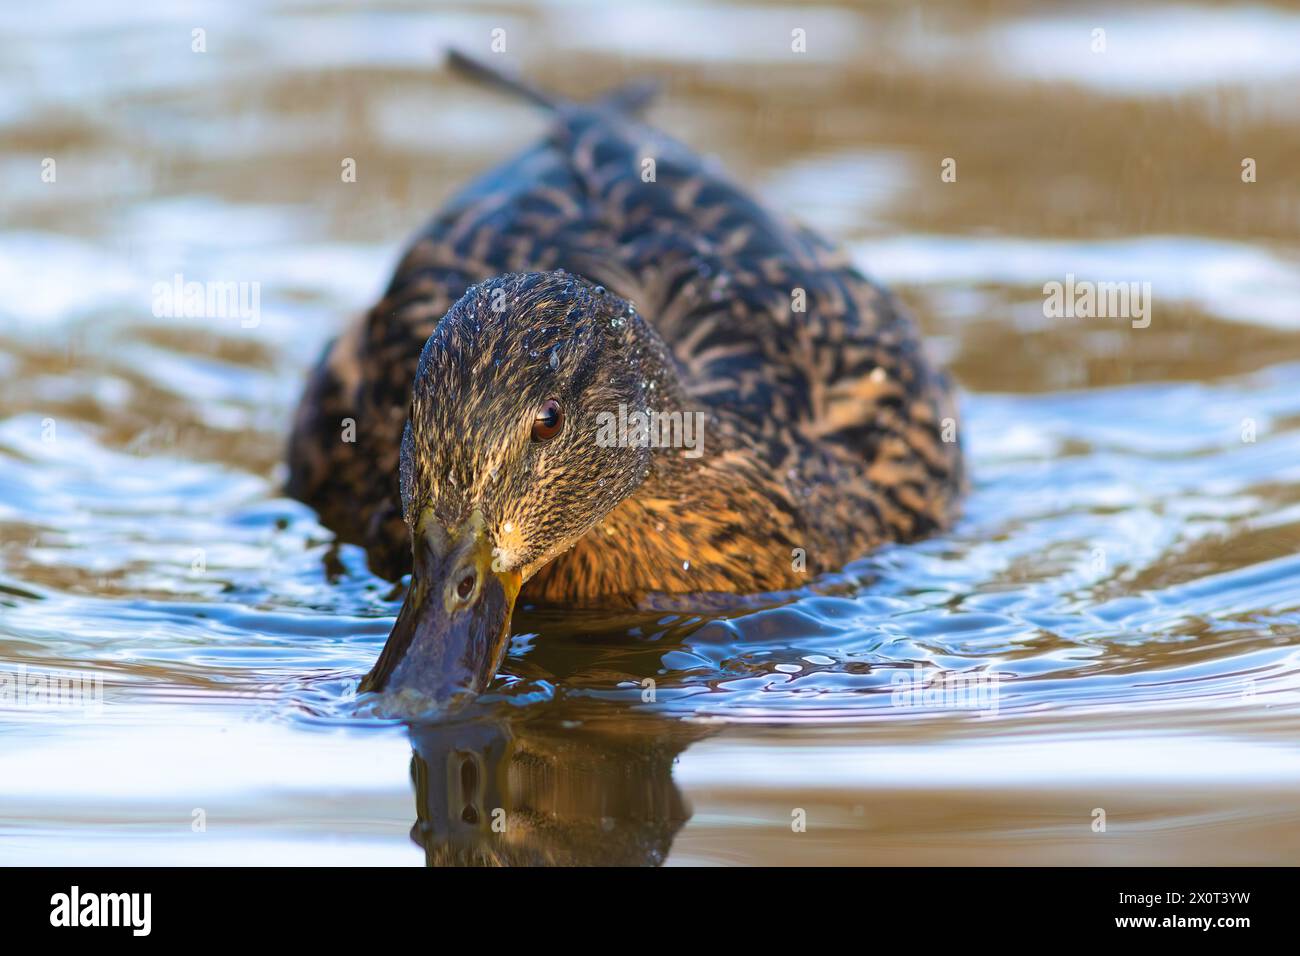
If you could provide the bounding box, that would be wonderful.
[531,398,564,442]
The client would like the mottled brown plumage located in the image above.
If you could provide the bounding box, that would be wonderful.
[287,53,963,697]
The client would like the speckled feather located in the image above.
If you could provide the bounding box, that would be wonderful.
[287,56,964,606]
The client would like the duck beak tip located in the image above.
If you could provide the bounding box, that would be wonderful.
[361,513,521,707]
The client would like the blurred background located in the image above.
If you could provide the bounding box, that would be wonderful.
[1,0,1299,866]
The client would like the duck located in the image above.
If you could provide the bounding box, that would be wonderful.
[408,712,698,865]
[286,51,965,706]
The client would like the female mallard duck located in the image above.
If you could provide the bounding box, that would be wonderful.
[287,52,964,704]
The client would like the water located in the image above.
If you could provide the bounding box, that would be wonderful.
[3,0,1300,865]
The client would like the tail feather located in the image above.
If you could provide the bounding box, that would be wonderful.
[599,78,660,115]
[446,49,558,110]
[445,49,658,116]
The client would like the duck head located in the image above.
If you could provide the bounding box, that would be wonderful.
[360,270,672,708]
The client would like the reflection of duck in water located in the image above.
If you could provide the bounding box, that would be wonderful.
[288,52,964,705]
[408,715,699,866]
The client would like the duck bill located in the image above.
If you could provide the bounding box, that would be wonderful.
[360,511,521,708]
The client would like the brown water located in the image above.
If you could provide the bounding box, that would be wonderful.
[2,0,1300,865]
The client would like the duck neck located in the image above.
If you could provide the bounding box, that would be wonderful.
[523,307,808,603]
[616,303,732,490]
